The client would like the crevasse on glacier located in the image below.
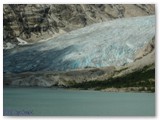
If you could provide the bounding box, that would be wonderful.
[4,15,155,73]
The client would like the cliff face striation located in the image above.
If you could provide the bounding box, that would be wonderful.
[3,4,155,49]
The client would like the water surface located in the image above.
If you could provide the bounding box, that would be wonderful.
[3,87,155,116]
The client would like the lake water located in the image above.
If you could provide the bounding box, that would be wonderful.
[3,87,155,116]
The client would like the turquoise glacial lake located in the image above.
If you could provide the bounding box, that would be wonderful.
[3,87,155,116]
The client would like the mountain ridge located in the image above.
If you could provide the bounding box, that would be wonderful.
[3,4,155,49]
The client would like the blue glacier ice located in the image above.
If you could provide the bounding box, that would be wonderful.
[4,15,155,73]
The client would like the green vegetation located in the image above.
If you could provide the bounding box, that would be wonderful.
[69,65,155,92]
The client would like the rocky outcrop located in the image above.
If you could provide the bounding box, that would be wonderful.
[3,4,155,48]
[4,66,115,87]
[134,36,155,60]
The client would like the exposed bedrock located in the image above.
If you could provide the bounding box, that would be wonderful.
[3,4,155,48]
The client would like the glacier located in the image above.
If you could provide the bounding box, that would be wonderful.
[4,15,155,73]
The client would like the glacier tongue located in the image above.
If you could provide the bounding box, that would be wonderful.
[4,15,155,73]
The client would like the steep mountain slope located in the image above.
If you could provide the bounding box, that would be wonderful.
[3,4,155,48]
[4,15,155,73]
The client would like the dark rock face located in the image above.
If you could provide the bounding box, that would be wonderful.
[3,4,155,48]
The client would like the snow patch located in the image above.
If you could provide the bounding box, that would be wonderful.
[17,37,28,45]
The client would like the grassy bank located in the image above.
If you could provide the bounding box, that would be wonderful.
[69,65,155,92]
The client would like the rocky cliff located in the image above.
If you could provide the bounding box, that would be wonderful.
[3,4,155,49]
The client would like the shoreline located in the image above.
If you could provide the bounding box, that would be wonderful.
[3,85,155,93]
